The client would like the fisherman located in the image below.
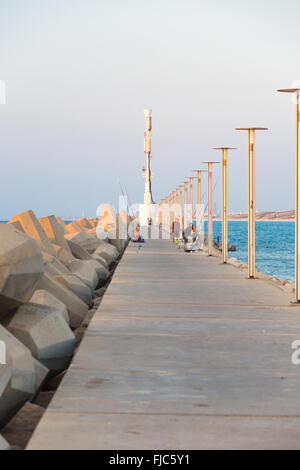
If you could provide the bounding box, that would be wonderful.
[133,224,140,242]
[184,223,198,252]
[173,218,180,245]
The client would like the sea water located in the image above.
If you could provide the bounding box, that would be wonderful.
[204,220,295,282]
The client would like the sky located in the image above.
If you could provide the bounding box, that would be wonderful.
[0,0,299,219]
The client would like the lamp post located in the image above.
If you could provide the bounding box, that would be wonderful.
[201,162,219,256]
[179,184,183,238]
[212,148,237,264]
[158,200,162,223]
[278,87,300,301]
[169,192,174,237]
[164,197,169,236]
[182,180,189,233]
[192,170,207,232]
[157,200,162,239]
[186,176,196,227]
[235,127,268,278]
[173,191,177,236]
[172,190,175,234]
[175,187,179,224]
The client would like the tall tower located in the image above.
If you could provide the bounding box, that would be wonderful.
[143,109,154,205]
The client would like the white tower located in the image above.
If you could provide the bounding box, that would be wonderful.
[143,109,154,205]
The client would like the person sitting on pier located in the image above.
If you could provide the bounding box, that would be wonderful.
[172,218,180,244]
[133,224,140,242]
[132,224,145,243]
[183,224,199,252]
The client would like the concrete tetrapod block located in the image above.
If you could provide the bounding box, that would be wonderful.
[0,354,13,426]
[56,218,68,234]
[38,216,72,253]
[42,252,70,275]
[7,220,24,232]
[7,303,75,375]
[54,274,92,306]
[11,210,56,257]
[52,243,75,267]
[77,218,93,230]
[83,259,109,284]
[93,241,119,266]
[92,253,109,270]
[65,221,84,234]
[0,326,36,428]
[67,260,100,290]
[42,253,92,306]
[108,234,127,254]
[30,290,69,325]
[66,239,95,261]
[65,231,101,254]
[88,218,99,228]
[32,358,49,399]
[0,224,44,318]
[0,434,11,450]
[68,259,109,289]
[67,240,109,269]
[51,245,102,300]
[36,273,88,329]
[87,228,97,236]
[52,242,104,277]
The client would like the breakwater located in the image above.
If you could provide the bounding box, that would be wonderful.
[0,208,128,450]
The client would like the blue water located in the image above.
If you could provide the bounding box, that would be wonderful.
[204,220,295,283]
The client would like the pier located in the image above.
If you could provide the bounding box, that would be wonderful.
[27,240,300,450]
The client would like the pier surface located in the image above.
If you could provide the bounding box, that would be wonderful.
[28,240,300,450]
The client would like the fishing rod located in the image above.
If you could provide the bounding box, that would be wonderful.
[203,177,219,215]
[124,185,136,219]
[117,178,130,215]
[192,190,207,219]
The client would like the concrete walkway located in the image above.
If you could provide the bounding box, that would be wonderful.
[27,240,300,449]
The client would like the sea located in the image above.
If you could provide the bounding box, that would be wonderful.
[204,220,295,283]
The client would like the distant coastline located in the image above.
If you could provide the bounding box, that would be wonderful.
[213,210,295,222]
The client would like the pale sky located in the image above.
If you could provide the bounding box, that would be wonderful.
[0,0,299,218]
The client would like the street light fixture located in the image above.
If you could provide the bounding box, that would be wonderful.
[179,184,184,238]
[235,127,268,278]
[201,162,220,256]
[192,169,207,235]
[175,187,179,225]
[278,88,300,301]
[181,180,189,233]
[185,176,196,227]
[212,147,237,264]
[169,191,175,236]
